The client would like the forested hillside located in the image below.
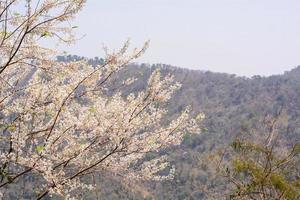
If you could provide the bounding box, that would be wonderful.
[57,56,300,200]
[2,1,299,199]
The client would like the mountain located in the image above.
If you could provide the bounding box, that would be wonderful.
[57,55,299,200]
[9,56,298,199]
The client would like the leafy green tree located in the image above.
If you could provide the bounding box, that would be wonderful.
[216,111,300,200]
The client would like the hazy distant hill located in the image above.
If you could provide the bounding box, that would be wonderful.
[56,56,300,199]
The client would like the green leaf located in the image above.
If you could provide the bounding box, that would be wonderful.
[89,107,97,113]
[72,26,79,29]
[0,31,9,36]
[292,143,300,155]
[36,145,45,153]
[41,31,51,37]
[7,125,16,132]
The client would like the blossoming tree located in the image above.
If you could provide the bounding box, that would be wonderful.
[0,0,204,199]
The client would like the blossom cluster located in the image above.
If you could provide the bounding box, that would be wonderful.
[0,1,204,199]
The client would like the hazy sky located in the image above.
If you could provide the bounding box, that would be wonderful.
[63,0,300,76]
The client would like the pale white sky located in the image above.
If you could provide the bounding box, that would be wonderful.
[63,0,300,76]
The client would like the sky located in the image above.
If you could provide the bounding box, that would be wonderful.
[62,0,300,77]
